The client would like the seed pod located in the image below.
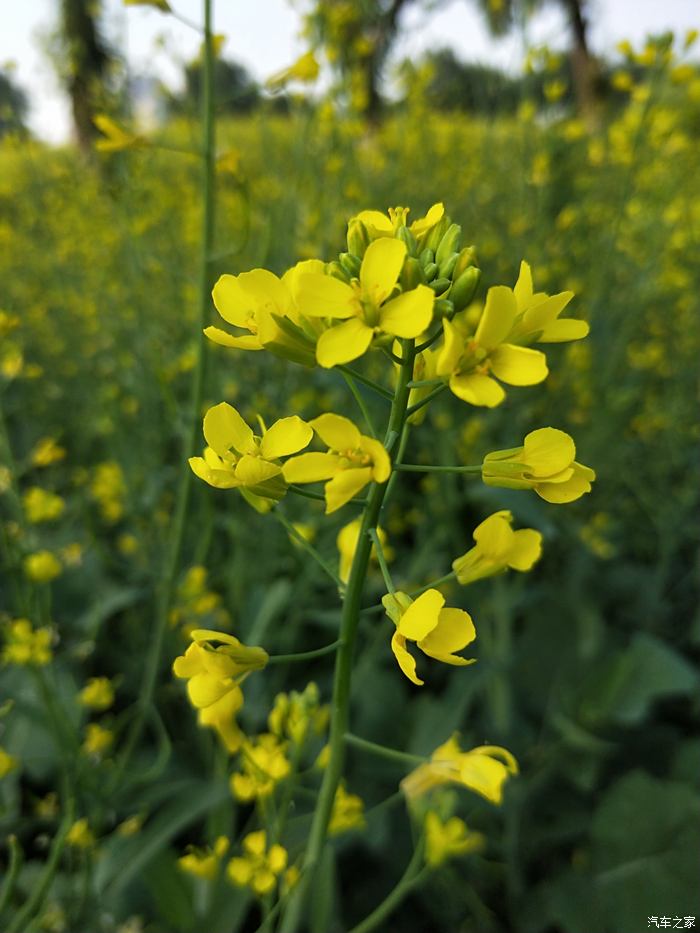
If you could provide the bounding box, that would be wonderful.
[450,266,482,311]
[435,223,462,269]
[339,252,362,278]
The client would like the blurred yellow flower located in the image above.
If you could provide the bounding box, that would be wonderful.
[452,511,542,585]
[402,735,518,803]
[93,115,146,153]
[66,818,96,848]
[424,811,485,867]
[82,723,114,757]
[23,487,65,523]
[336,518,389,583]
[78,677,115,711]
[24,550,62,583]
[230,734,291,801]
[227,831,288,896]
[267,50,320,88]
[329,782,365,836]
[3,619,53,666]
[178,836,229,881]
[0,746,19,778]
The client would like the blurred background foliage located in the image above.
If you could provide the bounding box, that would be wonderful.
[0,1,699,931]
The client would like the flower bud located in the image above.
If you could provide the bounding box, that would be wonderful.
[327,260,351,283]
[347,218,370,256]
[400,256,425,291]
[433,298,455,318]
[423,216,450,253]
[450,267,481,312]
[438,252,459,280]
[435,224,462,269]
[453,245,478,279]
[339,252,362,278]
[423,261,439,282]
[396,225,418,256]
[419,247,435,268]
[429,277,451,295]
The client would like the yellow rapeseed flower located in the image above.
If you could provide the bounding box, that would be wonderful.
[482,427,595,503]
[227,831,288,896]
[329,782,366,836]
[23,487,65,523]
[267,682,329,746]
[2,619,53,666]
[452,511,542,585]
[66,818,96,848]
[382,589,476,686]
[402,735,518,804]
[78,677,115,711]
[283,413,390,513]
[24,550,62,583]
[267,50,320,88]
[424,812,485,867]
[82,723,114,757]
[178,836,229,881]
[230,734,291,802]
[30,437,66,467]
[336,518,389,583]
[351,202,445,241]
[93,115,146,153]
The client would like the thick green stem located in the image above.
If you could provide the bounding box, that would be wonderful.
[278,341,416,933]
[115,0,216,780]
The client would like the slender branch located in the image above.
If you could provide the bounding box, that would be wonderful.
[406,383,448,416]
[273,510,344,587]
[267,640,342,665]
[0,836,21,918]
[415,328,444,354]
[337,365,393,400]
[349,847,429,933]
[395,463,482,474]
[360,570,457,616]
[407,377,443,389]
[287,484,326,502]
[344,733,424,767]
[369,528,394,594]
[342,371,377,438]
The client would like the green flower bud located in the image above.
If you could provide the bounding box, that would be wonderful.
[347,219,370,256]
[423,216,450,253]
[419,247,435,268]
[396,225,418,256]
[433,298,455,318]
[429,277,451,295]
[438,252,459,280]
[435,223,462,269]
[327,260,351,284]
[423,262,439,282]
[339,252,362,278]
[450,266,481,312]
[400,256,425,291]
[453,245,478,279]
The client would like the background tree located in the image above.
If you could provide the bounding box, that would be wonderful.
[0,69,28,138]
[169,57,260,115]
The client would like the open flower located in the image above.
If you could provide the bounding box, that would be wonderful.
[178,836,229,881]
[402,735,518,804]
[329,782,366,836]
[482,427,595,503]
[282,414,390,513]
[350,202,445,241]
[452,511,542,585]
[424,812,485,867]
[509,261,589,343]
[173,629,268,753]
[336,518,389,583]
[230,734,291,802]
[382,589,476,686]
[293,239,434,367]
[227,831,288,896]
[189,402,312,502]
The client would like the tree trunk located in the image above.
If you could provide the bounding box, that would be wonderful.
[60,0,110,152]
[563,0,599,119]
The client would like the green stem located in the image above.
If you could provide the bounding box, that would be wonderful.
[267,640,342,665]
[344,733,424,767]
[369,528,394,594]
[0,836,21,919]
[360,570,458,617]
[272,510,343,588]
[406,383,447,416]
[342,372,377,438]
[337,365,392,400]
[6,798,75,933]
[395,463,482,474]
[348,843,428,933]
[114,0,216,781]
[278,340,417,933]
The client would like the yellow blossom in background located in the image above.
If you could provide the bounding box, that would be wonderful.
[117,815,145,837]
[329,782,365,836]
[0,746,19,778]
[123,0,171,10]
[267,50,320,89]
[283,413,390,513]
[90,461,126,522]
[424,812,485,867]
[178,836,229,881]
[23,487,65,523]
[189,402,312,503]
[82,723,114,757]
[24,550,62,583]
[2,619,53,666]
[29,437,66,467]
[66,818,96,848]
[268,682,329,746]
[482,427,595,503]
[336,518,389,583]
[452,511,542,585]
[78,677,115,711]
[230,734,291,801]
[173,629,268,753]
[227,831,288,896]
[382,589,476,686]
[351,202,444,241]
[93,115,146,153]
[508,261,588,344]
[402,735,518,804]
[293,239,434,367]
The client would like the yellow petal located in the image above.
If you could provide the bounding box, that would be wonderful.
[449,373,505,407]
[282,452,340,483]
[507,529,542,569]
[536,462,595,503]
[391,631,424,686]
[293,273,356,318]
[204,326,263,350]
[473,511,515,560]
[489,344,548,386]
[310,413,361,450]
[397,589,445,641]
[203,403,256,456]
[522,427,575,477]
[172,643,203,679]
[379,285,434,338]
[457,753,513,804]
[252,869,276,895]
[260,417,313,459]
[237,269,290,316]
[520,292,574,332]
[539,318,589,342]
[227,857,253,886]
[436,319,464,376]
[212,275,253,328]
[316,318,374,368]
[268,845,288,874]
[474,286,518,350]
[418,608,476,664]
[243,830,267,857]
[187,672,232,709]
[188,456,240,489]
[353,209,393,235]
[234,455,282,486]
[360,436,391,482]
[324,467,372,513]
[513,261,533,310]
[360,238,406,306]
[410,202,444,236]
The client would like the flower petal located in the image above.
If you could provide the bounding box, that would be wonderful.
[237,269,290,315]
[522,427,575,477]
[324,467,372,513]
[360,436,391,482]
[316,318,374,368]
[391,631,424,686]
[436,319,464,376]
[310,413,362,450]
[397,589,445,641]
[449,373,505,407]
[360,238,406,306]
[293,273,356,318]
[204,326,263,350]
[203,403,256,456]
[418,608,476,664]
[507,529,543,570]
[234,455,282,486]
[513,261,533,310]
[536,462,595,503]
[475,286,518,350]
[489,344,548,386]
[260,416,313,459]
[282,452,340,483]
[212,274,253,328]
[472,511,515,560]
[379,284,434,338]
[539,318,589,342]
